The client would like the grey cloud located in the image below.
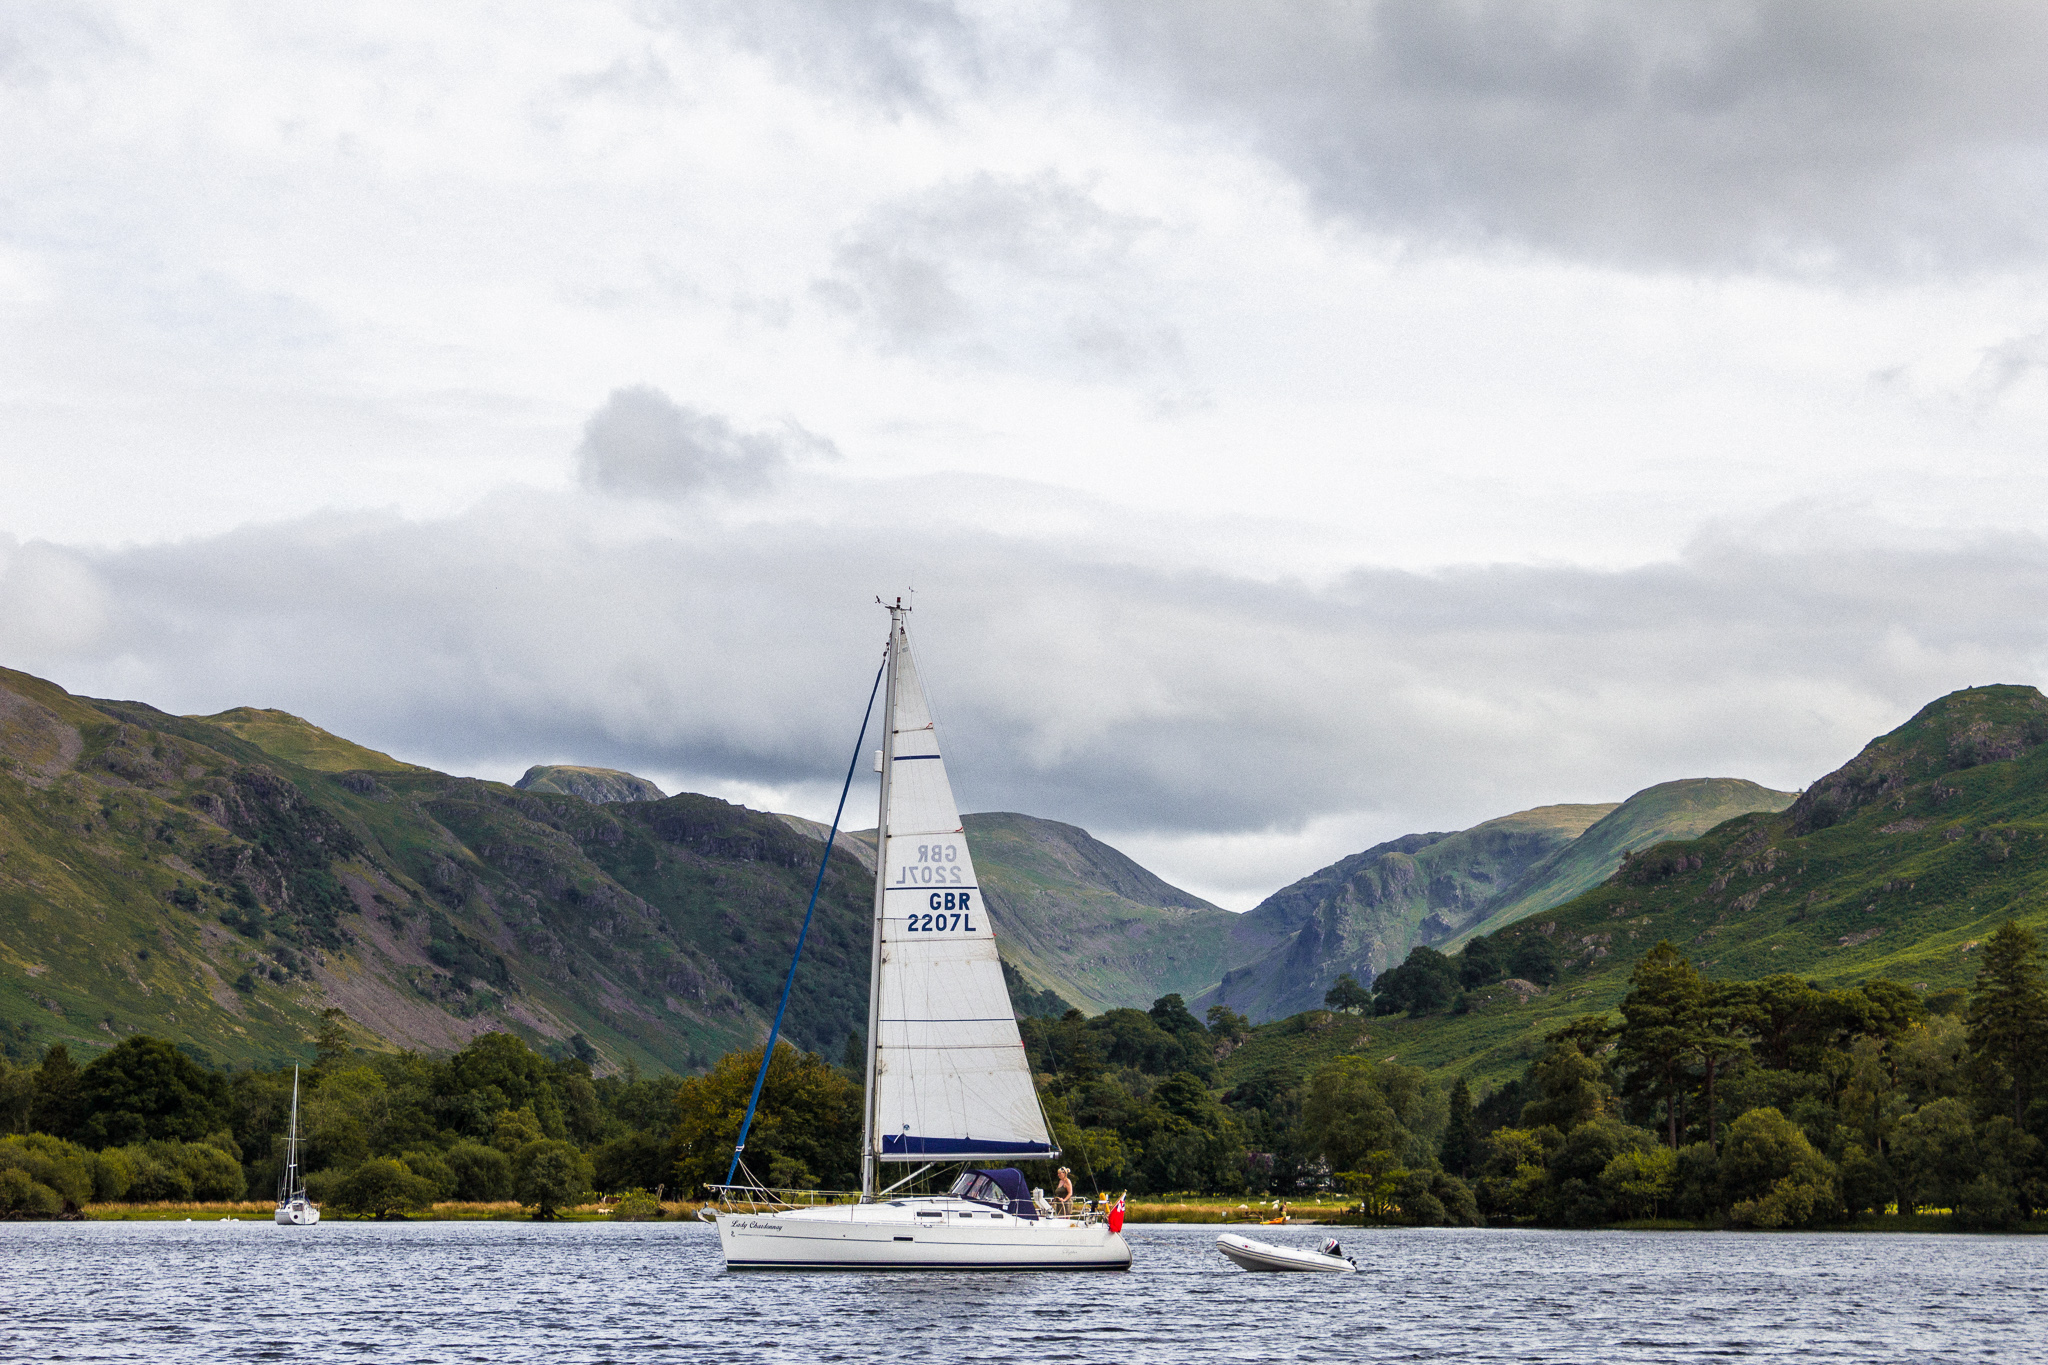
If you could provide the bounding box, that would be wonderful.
[1087,0,2048,274]
[1971,329,2048,405]
[575,386,833,498]
[560,52,677,103]
[0,2,126,88]
[817,173,1184,378]
[650,0,982,117]
[10,493,2048,869]
[0,535,110,656]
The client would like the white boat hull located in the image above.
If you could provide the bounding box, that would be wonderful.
[275,1200,320,1226]
[1216,1233,1355,1273]
[715,1197,1130,1271]
[276,1068,317,1226]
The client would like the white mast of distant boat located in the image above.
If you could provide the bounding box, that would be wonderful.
[274,1065,320,1226]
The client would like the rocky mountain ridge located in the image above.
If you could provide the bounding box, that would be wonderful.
[1200,777,1799,1023]
[514,765,668,804]
[1196,803,1614,1021]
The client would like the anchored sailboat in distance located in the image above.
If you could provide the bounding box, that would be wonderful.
[706,600,1131,1270]
[275,1065,319,1226]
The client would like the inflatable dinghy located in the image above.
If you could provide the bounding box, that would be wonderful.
[1216,1233,1357,1273]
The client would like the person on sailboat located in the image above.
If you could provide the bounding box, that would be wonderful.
[1055,1168,1074,1215]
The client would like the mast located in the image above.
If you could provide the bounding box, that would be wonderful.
[859,599,904,1201]
[284,1065,301,1200]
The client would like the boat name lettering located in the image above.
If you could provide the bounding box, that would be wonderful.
[734,1220,785,1231]
[907,893,976,932]
[895,862,965,885]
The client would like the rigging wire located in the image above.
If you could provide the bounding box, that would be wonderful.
[724,648,889,1189]
[1032,1026,1101,1206]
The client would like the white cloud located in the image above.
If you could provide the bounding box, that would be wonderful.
[7,4,2048,907]
[9,481,2045,906]
[816,172,1185,380]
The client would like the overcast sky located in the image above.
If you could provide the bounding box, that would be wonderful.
[6,2,2048,908]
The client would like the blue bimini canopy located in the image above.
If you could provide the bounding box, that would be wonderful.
[949,1167,1039,1220]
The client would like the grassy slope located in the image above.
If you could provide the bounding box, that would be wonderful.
[2,671,345,1067]
[194,707,419,773]
[794,813,1256,1014]
[1219,685,2048,1093]
[1455,777,1799,942]
[959,812,1248,1013]
[0,668,881,1074]
[1198,804,1615,1023]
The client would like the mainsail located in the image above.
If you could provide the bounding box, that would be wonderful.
[863,608,1054,1174]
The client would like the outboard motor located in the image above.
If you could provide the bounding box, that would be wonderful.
[1320,1237,1352,1264]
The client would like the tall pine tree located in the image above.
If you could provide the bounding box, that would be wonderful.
[1440,1077,1475,1176]
[1696,981,1756,1155]
[1965,921,2048,1126]
[1615,942,1706,1148]
[29,1042,81,1139]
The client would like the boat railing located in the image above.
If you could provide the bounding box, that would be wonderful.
[703,1183,864,1214]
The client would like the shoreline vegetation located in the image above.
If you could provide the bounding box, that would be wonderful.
[6,921,2045,1235]
[58,1198,2048,1234]
[78,1198,714,1222]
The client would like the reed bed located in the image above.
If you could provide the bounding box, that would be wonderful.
[1124,1197,1345,1225]
[88,1201,277,1220]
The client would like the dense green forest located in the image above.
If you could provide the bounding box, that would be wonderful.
[6,918,2042,1228]
[0,1016,682,1219]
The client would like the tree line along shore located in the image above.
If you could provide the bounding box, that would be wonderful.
[4,922,2045,1230]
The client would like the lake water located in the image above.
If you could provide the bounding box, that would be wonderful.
[2,1220,2042,1363]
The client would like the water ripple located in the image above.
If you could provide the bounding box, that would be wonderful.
[3,1221,2044,1363]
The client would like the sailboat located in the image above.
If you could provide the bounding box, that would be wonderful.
[707,601,1131,1270]
[274,1065,320,1226]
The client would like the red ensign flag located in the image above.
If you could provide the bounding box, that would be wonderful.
[1108,1193,1125,1234]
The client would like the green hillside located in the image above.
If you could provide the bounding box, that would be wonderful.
[1455,777,1799,942]
[0,666,882,1076]
[1220,685,2048,1092]
[1198,803,1615,1022]
[955,812,1248,1013]
[3,666,1242,1077]
[194,707,419,773]
[788,813,1255,1014]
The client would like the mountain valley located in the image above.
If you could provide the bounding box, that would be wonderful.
[7,658,2042,1098]
[1228,684,2048,1090]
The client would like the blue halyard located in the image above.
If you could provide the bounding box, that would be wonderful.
[725,652,888,1189]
